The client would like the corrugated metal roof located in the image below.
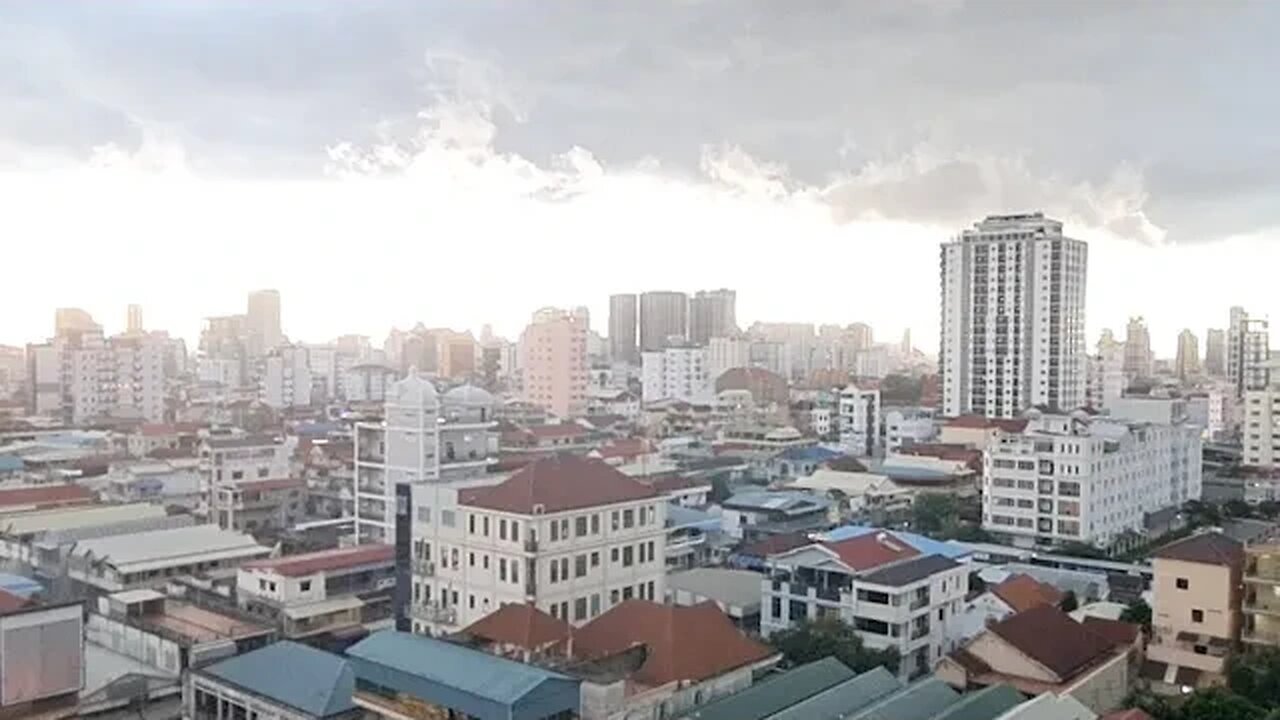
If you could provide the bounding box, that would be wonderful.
[0,573,44,598]
[346,630,578,708]
[203,641,355,717]
[820,525,973,559]
[765,666,902,720]
[927,684,1024,720]
[848,677,960,720]
[70,523,268,571]
[686,657,855,720]
[0,503,167,536]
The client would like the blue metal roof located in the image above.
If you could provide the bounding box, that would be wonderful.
[0,573,43,598]
[776,446,844,463]
[203,641,356,717]
[820,525,972,560]
[346,630,580,720]
[666,504,720,531]
[0,457,23,473]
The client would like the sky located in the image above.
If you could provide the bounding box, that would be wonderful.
[2,1,1279,356]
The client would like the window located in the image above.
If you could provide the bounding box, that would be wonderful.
[232,470,244,480]
[611,547,620,563]
[551,521,560,541]
[1176,578,1189,590]
[469,552,476,567]
[441,510,456,527]
[647,541,655,563]
[483,555,490,569]
[591,594,601,617]
[417,506,432,524]
[623,546,634,567]
[551,560,560,583]
[612,511,620,531]
[450,548,459,567]
[611,589,620,605]
[1192,609,1204,623]
[575,598,588,621]
[469,514,477,534]
[591,515,600,534]
[469,594,476,609]
[257,467,269,478]
[623,509,635,528]
[576,516,589,537]
[511,521,519,542]
[499,558,507,582]
[648,581,655,600]
[622,586,634,600]
[483,516,490,536]
[576,555,588,577]
[590,551,600,568]
[512,562,519,584]
[499,519,507,540]
[1194,645,1208,655]
[771,597,782,619]
[300,580,311,592]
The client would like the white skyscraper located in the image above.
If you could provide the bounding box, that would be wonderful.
[1228,306,1270,399]
[940,213,1088,418]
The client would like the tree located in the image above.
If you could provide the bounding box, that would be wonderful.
[1225,499,1255,519]
[951,525,995,543]
[879,374,924,405]
[1184,500,1223,528]
[1229,646,1280,710]
[1120,599,1153,632]
[1257,501,1280,520]
[1058,541,1110,560]
[709,475,732,504]
[911,494,958,537]
[1059,590,1079,613]
[1176,687,1266,720]
[770,616,900,674]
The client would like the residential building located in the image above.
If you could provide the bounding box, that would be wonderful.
[642,345,710,403]
[609,293,639,365]
[1204,328,1226,378]
[246,289,283,357]
[1145,533,1242,692]
[884,408,937,452]
[0,598,84,719]
[982,409,1201,549]
[237,544,396,639]
[1243,365,1280,468]
[708,335,751,381]
[720,491,831,540]
[1229,306,1270,399]
[436,329,478,380]
[405,454,666,634]
[343,363,398,404]
[55,306,100,336]
[949,573,1064,646]
[1245,540,1280,650]
[761,532,969,680]
[940,212,1088,418]
[1175,329,1200,381]
[1087,330,1125,411]
[189,641,360,720]
[666,568,765,630]
[354,378,496,543]
[212,476,307,533]
[0,345,24,401]
[839,384,881,457]
[688,289,737,345]
[347,630,582,720]
[639,291,688,352]
[126,422,200,458]
[521,307,589,419]
[937,605,1132,715]
[25,325,168,424]
[106,458,203,507]
[1186,390,1225,442]
[258,344,312,409]
[1122,317,1153,383]
[67,523,270,594]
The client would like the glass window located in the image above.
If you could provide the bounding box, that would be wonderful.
[576,555,588,577]
[576,517,589,537]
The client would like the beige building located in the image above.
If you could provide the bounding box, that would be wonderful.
[520,307,588,419]
[1145,532,1242,692]
[1244,541,1280,650]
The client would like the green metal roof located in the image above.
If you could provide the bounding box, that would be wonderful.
[848,677,961,720]
[685,657,855,720]
[765,666,903,720]
[927,685,1025,720]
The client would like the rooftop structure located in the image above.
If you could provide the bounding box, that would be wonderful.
[69,523,269,593]
[192,641,358,719]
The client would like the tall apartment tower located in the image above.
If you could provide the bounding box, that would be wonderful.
[1205,328,1227,377]
[126,304,144,335]
[520,307,588,419]
[1229,306,1270,399]
[687,289,737,345]
[1175,329,1201,381]
[1123,316,1154,382]
[940,213,1088,418]
[608,294,639,365]
[639,291,688,352]
[246,289,283,356]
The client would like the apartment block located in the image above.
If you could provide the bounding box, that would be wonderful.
[641,345,709,403]
[520,307,589,419]
[838,384,881,457]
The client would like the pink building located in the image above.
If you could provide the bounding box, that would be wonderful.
[520,307,588,419]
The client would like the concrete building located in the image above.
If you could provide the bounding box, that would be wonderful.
[940,213,1087,418]
[1147,533,1242,692]
[521,307,589,419]
[212,476,307,533]
[1229,306,1270,399]
[1175,329,1200,381]
[688,289,737,345]
[760,533,969,680]
[608,293,639,365]
[189,641,359,720]
[1205,328,1226,378]
[1122,317,1153,383]
[26,326,168,424]
[343,363,398,404]
[0,345,25,401]
[405,455,667,635]
[201,434,295,523]
[839,384,881,457]
[354,378,496,544]
[642,345,710,403]
[67,523,270,594]
[258,344,312,409]
[884,408,937,452]
[983,405,1201,549]
[246,289,283,357]
[1086,330,1125,411]
[708,335,751,381]
[0,598,84,719]
[1244,540,1280,652]
[1243,367,1280,468]
[639,291,688,352]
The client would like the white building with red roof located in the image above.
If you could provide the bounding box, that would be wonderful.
[407,454,667,636]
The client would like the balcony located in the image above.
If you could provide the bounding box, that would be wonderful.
[524,538,539,553]
[412,558,435,576]
[666,534,706,555]
[408,604,457,625]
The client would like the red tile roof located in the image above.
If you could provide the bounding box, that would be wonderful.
[991,574,1065,613]
[242,544,394,577]
[945,415,1029,433]
[572,601,776,687]
[526,423,588,440]
[593,438,653,460]
[1152,532,1243,566]
[0,588,32,614]
[463,603,572,654]
[461,455,658,514]
[0,484,95,509]
[987,605,1119,680]
[820,532,920,571]
[737,531,813,559]
[1082,617,1141,647]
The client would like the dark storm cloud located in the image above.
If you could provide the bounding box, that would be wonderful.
[1,0,1277,241]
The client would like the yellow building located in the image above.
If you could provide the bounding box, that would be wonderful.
[1145,532,1243,692]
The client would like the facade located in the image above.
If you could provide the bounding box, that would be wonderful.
[405,455,667,635]
[708,335,751,382]
[884,409,937,452]
[258,344,312,409]
[1086,331,1125,411]
[688,289,737,345]
[839,384,881,457]
[343,363,398,404]
[213,476,307,533]
[354,378,496,544]
[26,327,168,424]
[983,407,1201,548]
[639,291,688,352]
[1122,317,1153,383]
[0,599,84,719]
[1175,329,1200,381]
[1147,533,1242,691]
[1204,328,1226,378]
[760,534,968,680]
[246,289,283,357]
[67,523,270,594]
[201,434,294,524]
[608,293,639,365]
[1244,541,1280,650]
[940,213,1088,418]
[521,307,589,419]
[1229,306,1270,399]
[641,345,709,403]
[237,544,396,638]
[1243,368,1280,468]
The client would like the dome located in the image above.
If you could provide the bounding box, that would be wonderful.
[443,384,496,408]
[765,426,803,441]
[394,372,439,407]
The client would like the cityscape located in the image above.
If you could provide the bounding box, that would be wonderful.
[3,4,1280,720]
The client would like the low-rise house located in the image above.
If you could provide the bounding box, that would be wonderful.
[0,483,96,517]
[766,446,844,482]
[720,491,831,541]
[0,597,83,719]
[0,502,170,565]
[237,544,396,640]
[104,458,202,507]
[788,468,914,519]
[666,567,764,630]
[126,423,202,458]
[499,422,593,455]
[213,476,307,534]
[665,505,719,570]
[950,573,1065,646]
[189,641,360,720]
[68,523,270,594]
[761,531,969,680]
[647,475,712,507]
[589,437,658,466]
[937,605,1132,715]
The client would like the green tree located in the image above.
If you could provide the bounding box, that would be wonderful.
[1120,599,1153,632]
[1058,541,1110,560]
[911,494,958,537]
[879,374,924,405]
[1225,499,1255,519]
[770,616,900,674]
[1176,688,1266,720]
[1184,500,1223,528]
[1229,646,1280,710]
[1257,501,1280,520]
[1122,688,1174,720]
[951,525,995,543]
[1059,590,1079,613]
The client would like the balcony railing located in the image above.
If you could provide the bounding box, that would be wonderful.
[408,604,457,625]
[412,558,435,576]
[524,538,539,552]
[911,624,930,640]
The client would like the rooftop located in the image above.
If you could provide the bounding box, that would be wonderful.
[927,684,1024,720]
[767,667,901,720]
[0,587,31,613]
[205,434,282,450]
[986,605,1122,680]
[847,677,960,720]
[0,502,168,537]
[820,526,973,560]
[944,415,1029,433]
[71,523,268,572]
[140,599,272,644]
[242,544,394,577]
[461,603,572,654]
[860,554,959,587]
[1151,531,1243,566]
[236,476,306,492]
[685,657,856,720]
[991,574,1065,614]
[461,454,658,515]
[0,483,96,509]
[722,490,830,516]
[666,568,766,611]
[820,532,921,571]
[202,641,355,717]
